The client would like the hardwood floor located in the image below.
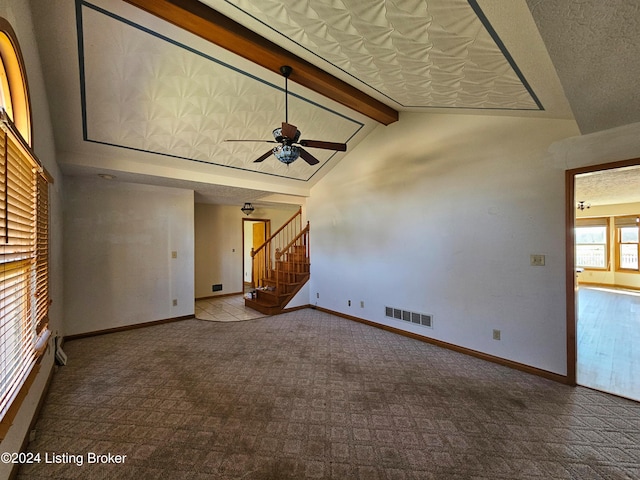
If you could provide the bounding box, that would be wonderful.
[577,286,640,401]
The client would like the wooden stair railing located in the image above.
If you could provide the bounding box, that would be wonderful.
[246,207,310,315]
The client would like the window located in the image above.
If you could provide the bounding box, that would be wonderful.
[0,17,51,430]
[616,216,639,271]
[575,219,608,269]
[0,21,31,144]
[0,113,51,426]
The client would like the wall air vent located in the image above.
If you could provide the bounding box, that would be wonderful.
[385,306,433,329]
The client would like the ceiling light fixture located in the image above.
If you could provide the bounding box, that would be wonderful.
[241,203,255,216]
[272,144,300,164]
[577,201,591,211]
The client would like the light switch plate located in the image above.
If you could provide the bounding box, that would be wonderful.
[530,254,545,266]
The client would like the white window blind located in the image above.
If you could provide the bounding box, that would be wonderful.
[0,110,50,422]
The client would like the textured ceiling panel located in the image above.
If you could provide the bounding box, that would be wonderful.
[215,0,542,110]
[79,1,363,182]
[30,0,577,204]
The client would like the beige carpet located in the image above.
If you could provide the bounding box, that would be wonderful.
[18,309,640,479]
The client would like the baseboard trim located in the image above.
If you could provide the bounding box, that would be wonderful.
[64,315,194,342]
[282,303,312,314]
[314,306,569,385]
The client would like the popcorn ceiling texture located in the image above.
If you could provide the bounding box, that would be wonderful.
[526,0,640,134]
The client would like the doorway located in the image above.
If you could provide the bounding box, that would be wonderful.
[566,158,640,401]
[243,218,270,289]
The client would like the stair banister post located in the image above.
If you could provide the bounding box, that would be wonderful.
[306,221,310,259]
[250,247,255,287]
[275,248,280,295]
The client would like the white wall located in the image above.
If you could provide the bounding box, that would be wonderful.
[63,178,194,336]
[195,203,300,298]
[195,204,243,298]
[550,120,640,171]
[0,1,64,477]
[308,112,580,376]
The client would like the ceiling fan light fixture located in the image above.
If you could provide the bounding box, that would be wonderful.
[227,65,346,166]
[273,144,300,164]
[241,202,255,215]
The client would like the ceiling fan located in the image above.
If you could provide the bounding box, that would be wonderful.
[226,65,347,166]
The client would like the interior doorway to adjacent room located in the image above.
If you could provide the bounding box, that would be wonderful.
[243,218,270,289]
[567,158,640,402]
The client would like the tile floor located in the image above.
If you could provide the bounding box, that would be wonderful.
[195,293,266,322]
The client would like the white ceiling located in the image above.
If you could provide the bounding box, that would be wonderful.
[525,0,640,135]
[576,165,640,208]
[28,0,639,205]
[209,0,543,110]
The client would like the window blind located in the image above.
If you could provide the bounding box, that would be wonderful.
[576,217,608,227]
[0,111,50,422]
[615,216,640,227]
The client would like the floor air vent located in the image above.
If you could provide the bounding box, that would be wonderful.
[385,306,433,328]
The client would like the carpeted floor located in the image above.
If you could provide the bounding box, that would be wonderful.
[17,309,640,479]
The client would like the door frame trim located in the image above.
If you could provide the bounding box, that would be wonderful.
[242,218,271,287]
[565,156,640,386]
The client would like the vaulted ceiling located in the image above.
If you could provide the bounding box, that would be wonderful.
[29,0,640,205]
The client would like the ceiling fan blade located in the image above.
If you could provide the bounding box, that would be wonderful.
[225,139,278,143]
[253,150,274,163]
[299,148,320,166]
[281,122,298,139]
[299,139,347,151]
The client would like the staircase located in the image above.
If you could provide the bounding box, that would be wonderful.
[245,208,310,315]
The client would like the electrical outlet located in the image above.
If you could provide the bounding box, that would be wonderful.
[172,299,178,306]
[493,329,501,341]
[360,301,364,308]
[348,300,351,307]
[171,251,177,259]
[316,292,319,299]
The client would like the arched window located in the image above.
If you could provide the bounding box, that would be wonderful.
[0,17,31,144]
[0,16,50,435]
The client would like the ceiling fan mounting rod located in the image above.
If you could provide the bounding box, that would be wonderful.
[281,65,292,124]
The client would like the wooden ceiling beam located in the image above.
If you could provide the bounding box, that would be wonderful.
[124,0,398,125]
